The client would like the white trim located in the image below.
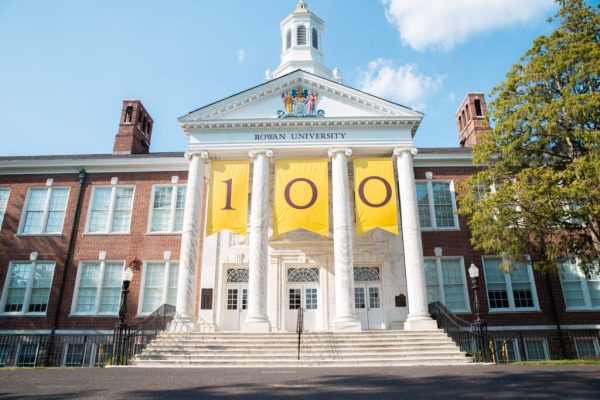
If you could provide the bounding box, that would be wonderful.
[482,256,540,312]
[137,260,179,316]
[523,338,550,361]
[70,260,126,316]
[0,156,187,175]
[15,342,39,367]
[17,186,71,235]
[486,325,559,331]
[85,185,135,234]
[558,257,600,311]
[424,256,471,313]
[0,187,10,231]
[147,184,186,234]
[415,178,460,230]
[0,330,53,334]
[574,337,600,358]
[0,260,56,316]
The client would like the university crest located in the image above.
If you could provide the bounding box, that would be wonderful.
[277,87,325,118]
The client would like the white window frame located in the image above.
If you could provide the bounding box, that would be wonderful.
[0,260,56,316]
[0,188,10,231]
[137,260,179,316]
[482,256,540,312]
[85,184,135,234]
[524,338,550,361]
[147,184,186,234]
[17,186,70,235]
[415,177,460,230]
[424,256,471,313]
[493,337,520,362]
[558,257,600,310]
[62,342,87,367]
[15,343,39,367]
[71,260,126,316]
[574,337,600,358]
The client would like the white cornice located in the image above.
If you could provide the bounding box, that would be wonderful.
[0,156,187,175]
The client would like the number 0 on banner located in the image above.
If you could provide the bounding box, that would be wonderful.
[353,158,399,235]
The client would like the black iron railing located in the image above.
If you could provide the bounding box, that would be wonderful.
[296,307,304,360]
[429,301,489,362]
[112,304,176,366]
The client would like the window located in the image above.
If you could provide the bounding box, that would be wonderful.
[63,343,85,367]
[286,29,292,49]
[483,257,538,311]
[297,25,307,45]
[0,188,9,230]
[87,186,134,233]
[493,338,519,362]
[16,344,38,367]
[312,28,318,49]
[139,261,179,314]
[72,261,124,315]
[574,337,600,358]
[124,106,133,123]
[149,185,186,233]
[1,261,55,314]
[474,99,483,116]
[0,344,12,366]
[20,187,69,234]
[415,180,459,229]
[94,343,113,366]
[524,339,549,361]
[424,257,469,312]
[559,258,600,310]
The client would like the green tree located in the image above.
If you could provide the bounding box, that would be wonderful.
[459,0,600,273]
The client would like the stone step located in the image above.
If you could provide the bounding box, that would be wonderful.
[158,330,447,338]
[144,343,458,351]
[151,336,454,344]
[137,349,466,359]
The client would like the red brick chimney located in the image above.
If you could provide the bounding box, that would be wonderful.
[456,93,490,148]
[113,100,153,155]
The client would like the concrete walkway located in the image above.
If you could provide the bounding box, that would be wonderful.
[1,365,599,399]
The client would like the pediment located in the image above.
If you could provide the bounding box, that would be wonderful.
[179,70,422,124]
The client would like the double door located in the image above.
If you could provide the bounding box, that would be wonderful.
[222,284,247,331]
[354,284,384,330]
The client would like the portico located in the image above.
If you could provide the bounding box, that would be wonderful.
[172,1,436,333]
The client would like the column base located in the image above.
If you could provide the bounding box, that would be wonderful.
[169,315,197,333]
[404,315,438,330]
[242,316,271,332]
[333,315,362,332]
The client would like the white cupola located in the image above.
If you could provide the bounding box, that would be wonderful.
[266,0,341,82]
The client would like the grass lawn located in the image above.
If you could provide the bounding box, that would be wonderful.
[510,360,600,365]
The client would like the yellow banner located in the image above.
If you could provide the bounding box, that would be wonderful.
[274,158,329,237]
[353,158,399,235]
[206,160,249,236]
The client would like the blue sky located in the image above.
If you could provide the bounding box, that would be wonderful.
[0,0,565,156]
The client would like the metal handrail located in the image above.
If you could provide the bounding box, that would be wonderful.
[296,307,304,360]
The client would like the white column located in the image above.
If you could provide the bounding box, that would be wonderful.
[172,150,208,331]
[328,148,361,331]
[394,147,437,330]
[243,149,273,332]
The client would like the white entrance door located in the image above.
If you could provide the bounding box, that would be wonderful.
[285,268,320,332]
[354,267,384,330]
[221,269,248,331]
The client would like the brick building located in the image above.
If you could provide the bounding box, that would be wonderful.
[0,1,599,367]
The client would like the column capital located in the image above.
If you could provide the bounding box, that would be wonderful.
[393,147,418,157]
[327,148,352,158]
[184,150,209,161]
[248,149,274,159]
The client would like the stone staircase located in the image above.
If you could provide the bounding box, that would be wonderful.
[131,330,473,367]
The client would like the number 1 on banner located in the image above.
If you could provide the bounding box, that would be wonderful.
[206,161,249,236]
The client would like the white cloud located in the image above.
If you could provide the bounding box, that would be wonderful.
[381,0,555,51]
[236,50,245,62]
[357,59,443,110]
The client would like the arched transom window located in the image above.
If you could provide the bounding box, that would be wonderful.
[297,25,307,45]
[226,269,249,283]
[354,267,380,282]
[288,268,319,283]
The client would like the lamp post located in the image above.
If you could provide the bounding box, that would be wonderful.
[113,267,134,365]
[468,263,486,361]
